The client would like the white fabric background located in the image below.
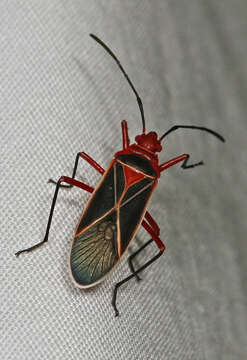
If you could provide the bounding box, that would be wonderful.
[1,1,247,359]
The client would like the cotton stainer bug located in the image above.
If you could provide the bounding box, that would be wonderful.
[15,34,225,316]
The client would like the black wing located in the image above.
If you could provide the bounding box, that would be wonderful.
[70,158,156,287]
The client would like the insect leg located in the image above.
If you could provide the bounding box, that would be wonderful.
[112,220,165,316]
[15,177,94,257]
[121,120,130,149]
[128,238,154,282]
[144,211,160,235]
[48,152,104,188]
[181,155,204,169]
[159,153,203,172]
[128,212,160,281]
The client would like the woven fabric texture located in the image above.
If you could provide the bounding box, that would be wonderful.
[1,1,247,359]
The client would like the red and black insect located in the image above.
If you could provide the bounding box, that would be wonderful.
[16,34,225,316]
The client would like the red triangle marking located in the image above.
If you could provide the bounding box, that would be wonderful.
[124,165,145,188]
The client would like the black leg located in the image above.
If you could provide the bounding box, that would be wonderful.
[112,243,163,317]
[15,176,93,256]
[128,238,154,281]
[181,155,204,169]
[48,152,104,188]
[48,153,81,188]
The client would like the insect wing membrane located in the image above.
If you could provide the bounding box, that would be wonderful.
[70,210,118,287]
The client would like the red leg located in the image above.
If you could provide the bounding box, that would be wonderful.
[159,154,189,172]
[144,211,160,235]
[59,176,94,192]
[121,120,130,150]
[159,153,204,172]
[15,177,94,256]
[141,220,165,252]
[48,151,104,188]
[79,152,105,174]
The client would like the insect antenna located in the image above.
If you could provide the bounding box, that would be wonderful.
[159,125,225,142]
[90,34,146,133]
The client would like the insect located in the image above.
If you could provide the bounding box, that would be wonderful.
[16,34,225,316]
